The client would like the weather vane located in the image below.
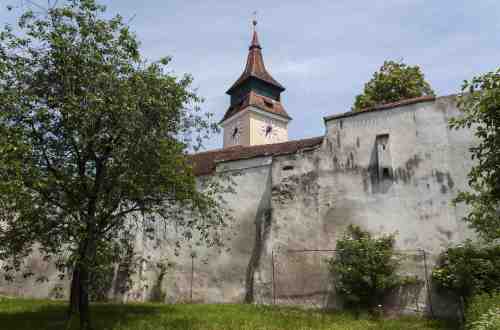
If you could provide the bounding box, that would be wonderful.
[252,11,258,31]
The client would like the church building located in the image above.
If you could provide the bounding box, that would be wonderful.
[0,22,477,319]
[192,21,323,177]
[221,20,290,148]
[185,22,475,317]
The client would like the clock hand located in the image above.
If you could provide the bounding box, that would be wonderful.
[265,125,272,136]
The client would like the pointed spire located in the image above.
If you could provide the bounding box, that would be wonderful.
[250,30,261,50]
[221,17,291,126]
[250,16,261,50]
[226,18,285,94]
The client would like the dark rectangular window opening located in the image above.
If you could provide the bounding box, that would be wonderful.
[282,165,294,171]
[376,134,392,182]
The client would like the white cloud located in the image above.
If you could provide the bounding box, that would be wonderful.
[1,0,499,149]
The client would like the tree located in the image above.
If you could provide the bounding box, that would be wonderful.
[0,1,230,328]
[449,69,500,242]
[353,60,435,112]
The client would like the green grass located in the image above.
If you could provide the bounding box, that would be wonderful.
[0,297,456,330]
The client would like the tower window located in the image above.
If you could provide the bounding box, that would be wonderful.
[264,100,274,108]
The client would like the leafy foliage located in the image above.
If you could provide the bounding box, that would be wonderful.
[432,241,500,302]
[449,69,500,241]
[465,292,500,330]
[0,0,231,328]
[353,60,435,111]
[329,225,408,309]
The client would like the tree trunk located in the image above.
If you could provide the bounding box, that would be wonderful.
[68,262,92,330]
[79,264,92,330]
[69,265,81,316]
[68,235,95,330]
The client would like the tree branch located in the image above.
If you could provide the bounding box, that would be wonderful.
[99,204,142,235]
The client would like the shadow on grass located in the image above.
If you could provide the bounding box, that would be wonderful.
[0,301,198,330]
[0,302,69,330]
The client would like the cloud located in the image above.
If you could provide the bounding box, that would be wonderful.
[1,0,499,151]
[273,57,335,78]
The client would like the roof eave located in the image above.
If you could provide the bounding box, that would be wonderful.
[226,74,286,95]
[323,96,436,122]
[250,104,292,121]
[219,102,292,126]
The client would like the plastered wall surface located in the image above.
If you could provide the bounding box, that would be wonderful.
[0,96,477,317]
[264,96,476,314]
[126,158,274,304]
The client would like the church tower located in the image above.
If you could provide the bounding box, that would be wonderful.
[221,20,291,148]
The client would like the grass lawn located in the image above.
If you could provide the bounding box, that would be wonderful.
[0,297,456,330]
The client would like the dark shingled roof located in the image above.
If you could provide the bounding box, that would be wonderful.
[190,136,323,176]
[221,91,291,124]
[323,96,436,122]
[226,29,285,94]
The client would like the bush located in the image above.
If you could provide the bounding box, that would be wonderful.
[465,292,500,330]
[432,241,500,302]
[330,225,411,310]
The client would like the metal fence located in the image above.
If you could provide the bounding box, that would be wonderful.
[271,248,434,316]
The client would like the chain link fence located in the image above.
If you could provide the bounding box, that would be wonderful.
[271,249,434,316]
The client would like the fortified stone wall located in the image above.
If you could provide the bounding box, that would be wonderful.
[0,95,476,318]
[318,95,474,253]
[262,96,476,316]
[115,157,274,304]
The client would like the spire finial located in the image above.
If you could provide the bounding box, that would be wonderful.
[252,11,258,31]
[249,11,261,50]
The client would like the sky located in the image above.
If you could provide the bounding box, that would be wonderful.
[1,1,499,150]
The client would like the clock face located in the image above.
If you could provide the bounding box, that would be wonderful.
[260,119,280,142]
[230,120,242,144]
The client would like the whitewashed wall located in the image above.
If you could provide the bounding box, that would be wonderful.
[0,95,477,318]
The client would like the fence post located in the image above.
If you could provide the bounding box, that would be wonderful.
[272,250,276,305]
[421,249,434,318]
[190,254,194,303]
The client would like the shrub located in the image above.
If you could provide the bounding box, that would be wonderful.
[432,241,500,303]
[465,292,500,330]
[330,225,410,310]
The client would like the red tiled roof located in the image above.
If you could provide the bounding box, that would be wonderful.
[323,96,436,122]
[221,91,291,123]
[190,136,323,176]
[226,29,285,94]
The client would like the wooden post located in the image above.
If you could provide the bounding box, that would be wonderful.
[190,255,194,303]
[272,250,276,305]
[422,249,434,318]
